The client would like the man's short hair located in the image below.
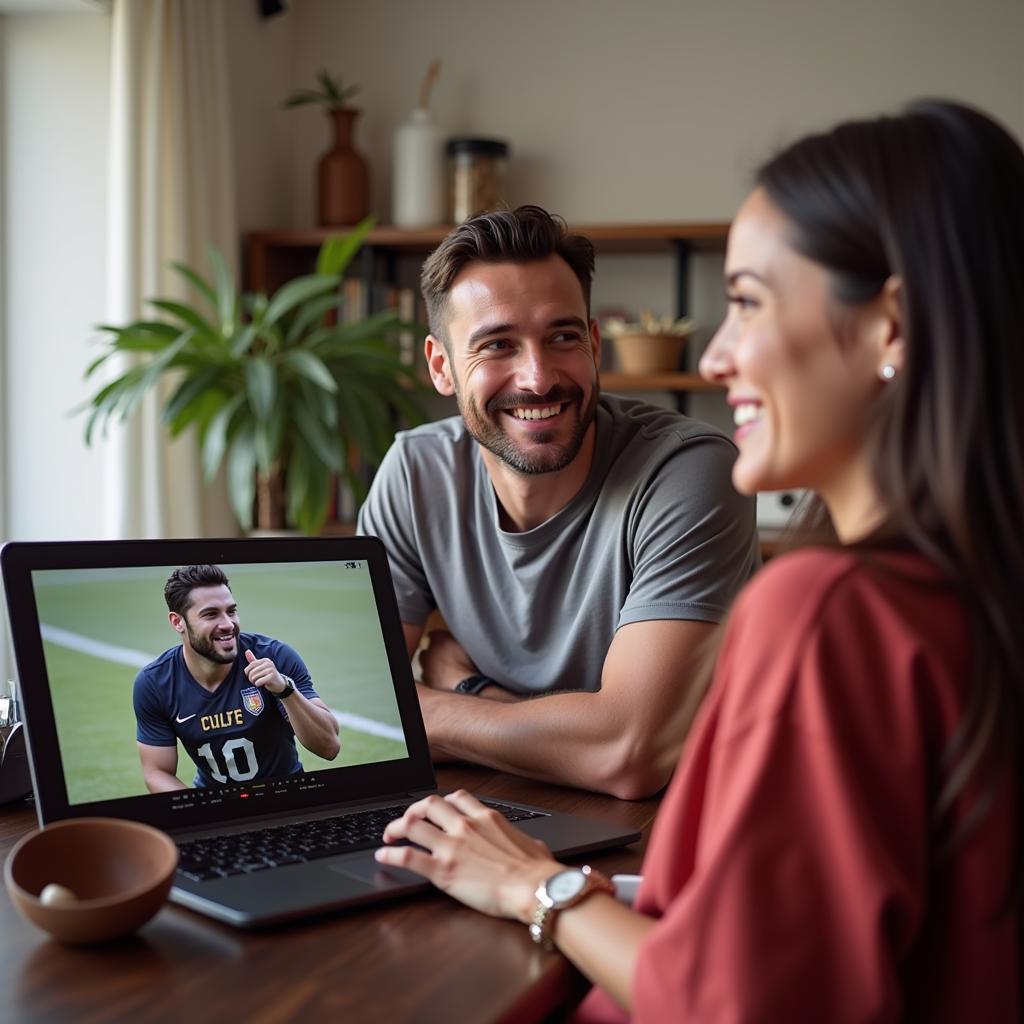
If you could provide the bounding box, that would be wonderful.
[420,204,596,342]
[164,565,231,616]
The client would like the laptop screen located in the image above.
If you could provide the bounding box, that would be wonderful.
[2,537,433,830]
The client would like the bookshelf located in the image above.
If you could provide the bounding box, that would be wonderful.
[245,222,728,315]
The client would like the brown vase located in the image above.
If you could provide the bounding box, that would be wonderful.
[318,108,370,226]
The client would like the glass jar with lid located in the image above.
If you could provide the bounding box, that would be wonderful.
[447,138,510,222]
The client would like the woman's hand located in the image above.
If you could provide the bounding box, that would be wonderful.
[375,789,564,922]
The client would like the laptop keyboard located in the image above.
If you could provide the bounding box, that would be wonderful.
[175,800,545,883]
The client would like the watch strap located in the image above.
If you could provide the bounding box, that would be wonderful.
[454,673,494,695]
[273,676,297,699]
[529,865,614,952]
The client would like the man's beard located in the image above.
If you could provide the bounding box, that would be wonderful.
[185,620,240,664]
[456,382,598,475]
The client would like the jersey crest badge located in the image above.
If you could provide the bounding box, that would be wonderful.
[241,687,265,717]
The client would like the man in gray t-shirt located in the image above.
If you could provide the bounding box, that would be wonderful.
[358,206,758,799]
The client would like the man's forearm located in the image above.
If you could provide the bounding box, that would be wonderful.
[419,686,681,799]
[477,682,518,703]
[144,769,188,793]
[286,695,341,760]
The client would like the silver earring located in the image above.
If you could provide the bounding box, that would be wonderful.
[881,364,896,381]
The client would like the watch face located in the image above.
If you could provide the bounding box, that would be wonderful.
[547,869,587,904]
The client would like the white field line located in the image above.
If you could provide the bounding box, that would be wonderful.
[39,623,405,743]
[40,624,153,667]
[331,710,405,743]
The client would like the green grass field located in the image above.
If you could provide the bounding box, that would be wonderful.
[33,561,408,805]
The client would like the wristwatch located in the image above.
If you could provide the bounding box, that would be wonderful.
[273,675,297,699]
[454,673,494,695]
[529,865,615,951]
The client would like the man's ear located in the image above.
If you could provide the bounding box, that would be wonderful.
[425,334,456,397]
[589,317,601,366]
[875,275,905,377]
[169,612,185,635]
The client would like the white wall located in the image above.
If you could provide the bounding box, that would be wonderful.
[1,11,110,542]
[223,1,294,236]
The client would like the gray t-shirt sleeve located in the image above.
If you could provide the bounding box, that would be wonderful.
[356,440,436,626]
[618,434,759,628]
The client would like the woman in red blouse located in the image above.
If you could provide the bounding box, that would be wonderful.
[376,100,1023,1021]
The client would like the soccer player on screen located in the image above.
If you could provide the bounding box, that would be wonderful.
[133,565,341,792]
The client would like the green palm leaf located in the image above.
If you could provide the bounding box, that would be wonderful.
[292,399,344,472]
[201,392,245,480]
[227,425,258,530]
[164,367,224,427]
[283,349,337,393]
[316,217,375,276]
[148,300,218,342]
[244,357,277,421]
[263,275,339,329]
[171,262,218,309]
[209,249,238,337]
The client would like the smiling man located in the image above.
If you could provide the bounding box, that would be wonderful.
[132,564,340,792]
[357,206,758,799]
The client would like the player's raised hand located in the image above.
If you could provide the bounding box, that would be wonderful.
[244,648,287,694]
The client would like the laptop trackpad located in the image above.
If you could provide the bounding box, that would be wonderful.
[328,857,424,890]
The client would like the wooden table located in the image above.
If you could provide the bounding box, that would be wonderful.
[0,766,658,1023]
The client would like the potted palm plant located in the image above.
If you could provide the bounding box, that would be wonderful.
[82,218,425,534]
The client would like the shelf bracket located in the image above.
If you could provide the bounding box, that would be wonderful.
[671,239,693,415]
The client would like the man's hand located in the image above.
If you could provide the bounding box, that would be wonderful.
[244,649,288,695]
[242,649,340,760]
[419,630,478,692]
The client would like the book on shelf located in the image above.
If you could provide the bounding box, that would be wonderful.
[338,276,427,379]
[342,276,365,323]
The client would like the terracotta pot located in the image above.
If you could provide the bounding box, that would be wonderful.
[318,108,370,227]
[612,332,690,374]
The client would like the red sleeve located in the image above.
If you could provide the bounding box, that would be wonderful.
[631,551,935,1023]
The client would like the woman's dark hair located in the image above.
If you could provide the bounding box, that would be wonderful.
[164,564,231,616]
[420,205,595,342]
[757,100,1024,855]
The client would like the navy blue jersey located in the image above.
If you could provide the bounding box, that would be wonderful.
[133,632,321,787]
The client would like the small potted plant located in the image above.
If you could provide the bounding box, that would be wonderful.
[603,312,695,374]
[82,218,425,534]
[284,68,369,227]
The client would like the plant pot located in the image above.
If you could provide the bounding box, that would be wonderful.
[318,108,370,226]
[612,332,689,374]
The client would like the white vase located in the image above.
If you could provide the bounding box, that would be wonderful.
[392,108,445,227]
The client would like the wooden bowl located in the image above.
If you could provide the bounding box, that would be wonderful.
[611,331,690,374]
[4,817,178,944]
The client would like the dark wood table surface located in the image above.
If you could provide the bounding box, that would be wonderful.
[0,766,658,1024]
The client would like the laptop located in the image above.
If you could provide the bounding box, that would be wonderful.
[0,536,639,927]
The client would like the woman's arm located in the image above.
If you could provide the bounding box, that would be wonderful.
[376,789,655,1012]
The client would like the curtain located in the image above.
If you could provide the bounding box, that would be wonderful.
[104,0,238,538]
